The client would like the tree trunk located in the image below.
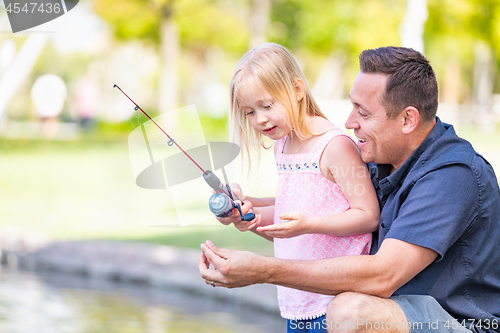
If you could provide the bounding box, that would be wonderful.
[438,60,461,127]
[400,0,428,53]
[158,5,179,115]
[250,0,270,48]
[473,42,496,132]
[312,52,346,100]
[0,35,48,133]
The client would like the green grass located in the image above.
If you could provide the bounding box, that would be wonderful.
[121,226,274,256]
[0,129,274,257]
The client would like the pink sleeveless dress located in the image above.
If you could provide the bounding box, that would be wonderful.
[274,128,372,320]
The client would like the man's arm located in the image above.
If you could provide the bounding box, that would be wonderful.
[199,238,437,297]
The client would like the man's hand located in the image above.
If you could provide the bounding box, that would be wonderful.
[199,240,266,288]
[257,212,311,238]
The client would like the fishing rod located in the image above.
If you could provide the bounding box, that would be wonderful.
[114,84,255,222]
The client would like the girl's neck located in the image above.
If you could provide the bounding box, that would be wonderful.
[284,116,335,154]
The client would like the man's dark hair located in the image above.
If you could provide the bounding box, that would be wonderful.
[359,46,438,122]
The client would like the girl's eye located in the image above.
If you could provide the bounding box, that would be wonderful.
[263,103,273,109]
[245,110,254,116]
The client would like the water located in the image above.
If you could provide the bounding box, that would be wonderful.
[0,268,285,333]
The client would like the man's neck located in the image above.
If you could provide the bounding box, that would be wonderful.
[390,118,437,174]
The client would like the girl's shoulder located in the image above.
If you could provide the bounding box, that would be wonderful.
[305,117,341,148]
[321,132,361,167]
[315,127,355,155]
[311,117,352,144]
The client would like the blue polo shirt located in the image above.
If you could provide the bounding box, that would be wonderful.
[370,118,500,332]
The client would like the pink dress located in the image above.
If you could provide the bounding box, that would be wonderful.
[274,128,372,320]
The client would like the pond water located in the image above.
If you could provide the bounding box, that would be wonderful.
[0,268,285,333]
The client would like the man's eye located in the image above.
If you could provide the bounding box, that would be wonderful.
[358,110,367,117]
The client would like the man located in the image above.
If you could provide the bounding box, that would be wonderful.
[199,46,500,332]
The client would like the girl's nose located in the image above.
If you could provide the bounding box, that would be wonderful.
[256,111,268,124]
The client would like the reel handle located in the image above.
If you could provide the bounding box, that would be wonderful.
[209,193,255,222]
[234,202,256,221]
[242,212,256,221]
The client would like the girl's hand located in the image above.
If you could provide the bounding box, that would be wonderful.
[227,183,243,200]
[216,200,260,232]
[233,204,261,232]
[212,183,243,199]
[257,212,311,238]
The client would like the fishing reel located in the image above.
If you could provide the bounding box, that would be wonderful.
[204,171,256,222]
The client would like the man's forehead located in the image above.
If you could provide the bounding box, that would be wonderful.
[350,72,388,98]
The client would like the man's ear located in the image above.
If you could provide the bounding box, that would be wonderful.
[294,78,305,101]
[401,106,419,135]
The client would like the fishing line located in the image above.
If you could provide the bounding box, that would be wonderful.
[115,84,212,242]
[114,84,207,175]
[114,84,255,245]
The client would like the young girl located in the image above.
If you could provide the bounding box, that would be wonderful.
[221,43,379,332]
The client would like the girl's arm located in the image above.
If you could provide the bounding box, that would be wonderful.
[247,205,275,242]
[217,202,275,242]
[257,135,379,238]
[243,196,276,207]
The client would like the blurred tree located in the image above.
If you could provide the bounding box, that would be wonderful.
[250,0,271,48]
[269,0,404,97]
[425,0,500,128]
[270,0,404,57]
[0,35,48,124]
[91,0,250,114]
[400,0,428,53]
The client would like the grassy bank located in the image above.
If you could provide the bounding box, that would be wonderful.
[0,128,274,257]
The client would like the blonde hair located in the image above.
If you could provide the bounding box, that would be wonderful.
[229,43,326,166]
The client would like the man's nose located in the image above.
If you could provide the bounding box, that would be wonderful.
[345,109,358,130]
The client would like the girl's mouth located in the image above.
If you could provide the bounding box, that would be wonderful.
[264,126,277,134]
